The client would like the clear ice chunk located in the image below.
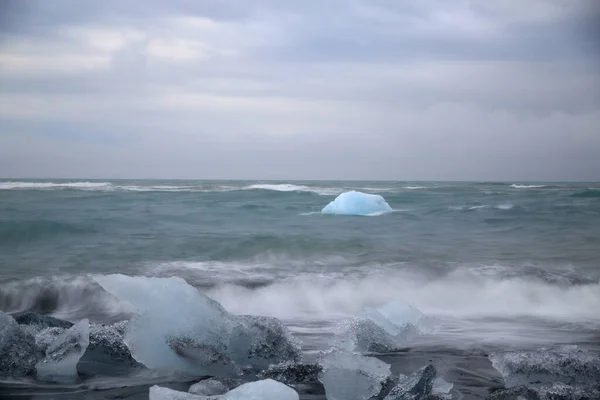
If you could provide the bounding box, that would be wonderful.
[384,365,436,400]
[0,311,39,376]
[489,345,600,388]
[151,379,299,400]
[93,274,301,376]
[150,386,205,400]
[36,319,89,382]
[335,300,427,354]
[319,350,392,400]
[188,378,229,395]
[229,315,302,370]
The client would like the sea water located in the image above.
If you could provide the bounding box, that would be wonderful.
[0,180,599,398]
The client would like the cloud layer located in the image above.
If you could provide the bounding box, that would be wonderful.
[1,0,599,180]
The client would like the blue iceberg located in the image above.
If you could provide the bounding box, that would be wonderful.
[321,191,393,216]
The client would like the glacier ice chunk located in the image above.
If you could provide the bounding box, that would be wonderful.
[150,386,204,400]
[188,378,229,395]
[257,361,322,386]
[0,311,39,376]
[335,300,427,354]
[319,350,392,400]
[368,300,423,335]
[93,274,301,376]
[384,365,437,400]
[78,321,143,376]
[36,318,89,382]
[150,379,299,400]
[222,379,299,400]
[321,191,393,216]
[489,345,600,388]
[334,318,402,353]
[94,274,237,376]
[229,315,302,370]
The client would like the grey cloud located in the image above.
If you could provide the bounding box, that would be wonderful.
[0,0,599,180]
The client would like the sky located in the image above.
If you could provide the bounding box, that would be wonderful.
[0,0,599,181]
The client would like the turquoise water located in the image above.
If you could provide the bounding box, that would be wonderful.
[1,180,599,398]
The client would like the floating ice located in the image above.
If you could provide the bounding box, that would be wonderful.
[150,379,299,400]
[319,350,392,400]
[0,311,39,376]
[321,191,393,216]
[93,274,301,376]
[188,378,229,396]
[36,319,89,382]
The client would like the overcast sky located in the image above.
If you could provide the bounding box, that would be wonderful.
[0,0,599,181]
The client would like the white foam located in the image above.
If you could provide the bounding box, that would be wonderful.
[205,269,600,323]
[403,186,427,190]
[510,184,547,189]
[468,205,486,210]
[496,204,514,210]
[0,181,112,190]
[244,183,340,196]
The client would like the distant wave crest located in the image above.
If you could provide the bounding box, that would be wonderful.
[0,181,112,190]
[510,184,548,189]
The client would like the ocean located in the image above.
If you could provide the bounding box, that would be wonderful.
[1,180,599,399]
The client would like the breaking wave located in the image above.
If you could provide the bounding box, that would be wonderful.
[206,270,600,322]
[4,268,596,326]
[0,276,134,322]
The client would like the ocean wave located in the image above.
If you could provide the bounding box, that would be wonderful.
[0,181,112,190]
[3,269,599,341]
[495,204,514,210]
[0,276,134,322]
[571,189,600,198]
[0,181,235,193]
[510,184,548,189]
[403,186,427,190]
[243,183,341,196]
[0,220,94,244]
[205,269,600,323]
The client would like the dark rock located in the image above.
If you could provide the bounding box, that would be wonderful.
[15,313,74,329]
[0,311,41,376]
